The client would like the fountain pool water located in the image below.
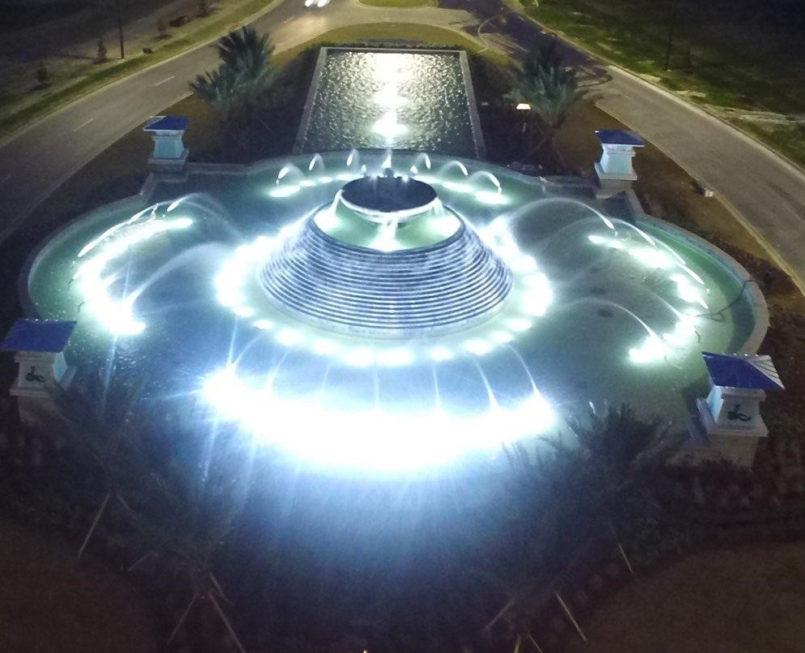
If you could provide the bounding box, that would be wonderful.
[24,150,763,473]
[296,49,483,157]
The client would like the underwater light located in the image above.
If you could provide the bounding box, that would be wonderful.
[202,366,556,471]
[269,185,300,198]
[475,190,508,206]
[73,214,193,336]
[628,335,668,364]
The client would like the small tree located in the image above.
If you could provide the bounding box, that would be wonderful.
[523,39,563,81]
[506,42,585,169]
[35,61,50,85]
[190,27,278,134]
[96,36,108,63]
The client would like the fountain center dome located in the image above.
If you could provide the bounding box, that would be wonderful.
[260,175,513,337]
[313,171,461,252]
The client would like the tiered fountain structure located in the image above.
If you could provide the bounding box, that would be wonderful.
[261,170,511,336]
[21,150,766,472]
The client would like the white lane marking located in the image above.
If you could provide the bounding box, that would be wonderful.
[73,117,94,132]
[154,75,175,87]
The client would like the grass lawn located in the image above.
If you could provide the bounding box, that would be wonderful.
[0,516,157,653]
[565,541,805,653]
[275,22,507,67]
[520,0,805,168]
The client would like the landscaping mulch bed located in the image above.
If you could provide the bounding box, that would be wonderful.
[0,516,157,653]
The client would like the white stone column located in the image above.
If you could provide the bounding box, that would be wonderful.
[1,319,77,429]
[143,116,190,176]
[594,129,644,198]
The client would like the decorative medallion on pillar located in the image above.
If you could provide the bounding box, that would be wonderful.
[1,319,77,398]
[695,352,784,466]
[143,115,190,175]
[594,129,644,198]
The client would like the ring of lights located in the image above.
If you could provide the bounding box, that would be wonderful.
[259,209,513,337]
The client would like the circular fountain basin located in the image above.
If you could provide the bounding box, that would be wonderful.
[23,150,765,473]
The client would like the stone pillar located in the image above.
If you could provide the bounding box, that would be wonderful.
[1,319,76,429]
[594,129,644,198]
[691,352,784,468]
[143,115,189,176]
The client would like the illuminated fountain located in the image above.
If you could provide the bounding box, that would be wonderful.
[23,150,764,473]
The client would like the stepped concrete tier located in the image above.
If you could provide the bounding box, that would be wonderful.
[259,172,513,337]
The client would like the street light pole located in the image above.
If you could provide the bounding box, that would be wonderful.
[115,0,125,59]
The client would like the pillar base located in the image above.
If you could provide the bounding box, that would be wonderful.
[594,163,636,198]
[148,148,189,180]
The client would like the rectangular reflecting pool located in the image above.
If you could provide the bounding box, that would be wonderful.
[295,48,484,157]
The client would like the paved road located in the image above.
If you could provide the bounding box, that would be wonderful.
[1,0,804,292]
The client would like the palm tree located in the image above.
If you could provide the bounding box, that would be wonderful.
[506,43,585,168]
[190,26,278,125]
[523,40,563,81]
[190,65,242,123]
[55,370,253,652]
[482,404,679,651]
[216,26,277,111]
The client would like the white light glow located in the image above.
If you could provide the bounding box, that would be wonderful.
[373,111,407,140]
[512,255,538,274]
[270,185,300,198]
[374,87,407,109]
[630,246,674,270]
[628,336,668,364]
[491,331,514,344]
[73,214,193,335]
[441,180,472,194]
[377,347,415,367]
[312,338,341,356]
[475,190,508,206]
[507,318,534,332]
[429,346,453,362]
[277,328,304,346]
[234,306,256,318]
[343,347,376,367]
[671,273,709,309]
[202,367,556,471]
[662,315,697,346]
[464,339,492,356]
